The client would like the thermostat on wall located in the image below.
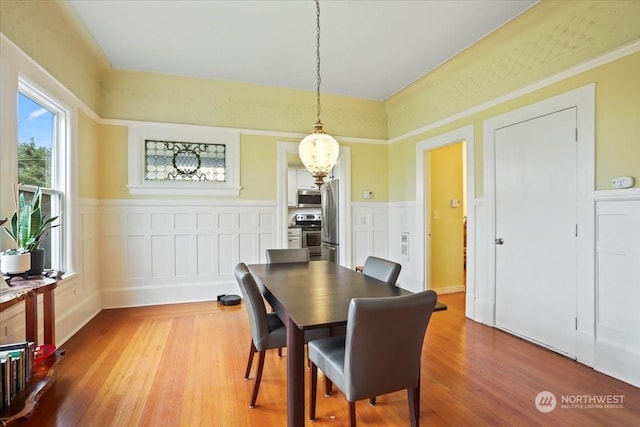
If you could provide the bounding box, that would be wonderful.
[611,176,634,189]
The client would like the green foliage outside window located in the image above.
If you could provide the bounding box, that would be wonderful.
[18,138,51,188]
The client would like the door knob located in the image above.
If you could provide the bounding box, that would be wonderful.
[495,238,504,245]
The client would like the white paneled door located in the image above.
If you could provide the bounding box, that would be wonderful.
[494,107,577,357]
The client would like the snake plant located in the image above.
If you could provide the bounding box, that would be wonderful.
[3,187,58,252]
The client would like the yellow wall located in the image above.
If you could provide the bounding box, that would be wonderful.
[386,0,640,137]
[2,0,639,203]
[389,52,640,198]
[348,143,389,202]
[96,124,128,199]
[101,70,387,140]
[0,0,109,112]
[429,143,464,290]
[386,0,640,198]
[77,111,100,198]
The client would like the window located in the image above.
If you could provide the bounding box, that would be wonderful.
[17,81,67,271]
[144,140,227,182]
[127,122,240,196]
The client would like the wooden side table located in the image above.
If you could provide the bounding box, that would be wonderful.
[0,276,57,346]
[0,276,60,424]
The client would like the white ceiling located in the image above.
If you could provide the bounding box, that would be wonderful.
[69,0,538,101]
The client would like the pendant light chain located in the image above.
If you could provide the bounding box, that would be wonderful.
[315,0,322,124]
[299,0,339,188]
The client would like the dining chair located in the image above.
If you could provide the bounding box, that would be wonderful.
[332,256,403,350]
[308,290,438,427]
[360,256,403,405]
[234,262,287,408]
[264,248,330,362]
[361,256,402,285]
[265,248,310,263]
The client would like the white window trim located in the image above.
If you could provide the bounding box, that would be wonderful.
[127,121,241,196]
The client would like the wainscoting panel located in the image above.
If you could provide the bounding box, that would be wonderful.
[98,200,277,308]
[351,203,389,270]
[388,202,422,293]
[0,199,104,347]
[594,191,640,387]
[471,200,493,325]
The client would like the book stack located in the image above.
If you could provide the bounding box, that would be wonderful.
[0,342,35,409]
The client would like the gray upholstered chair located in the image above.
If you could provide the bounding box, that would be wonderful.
[265,248,310,263]
[333,256,403,353]
[361,256,402,285]
[264,248,330,362]
[308,290,438,426]
[234,263,287,408]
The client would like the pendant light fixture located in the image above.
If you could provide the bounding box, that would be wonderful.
[299,0,339,188]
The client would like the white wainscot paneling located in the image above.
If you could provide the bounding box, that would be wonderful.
[471,200,493,325]
[127,235,147,279]
[594,196,640,387]
[388,203,422,293]
[174,234,192,277]
[351,203,389,269]
[6,199,105,348]
[151,235,172,278]
[98,200,277,308]
[197,234,215,276]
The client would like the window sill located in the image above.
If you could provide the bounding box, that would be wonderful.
[127,184,242,197]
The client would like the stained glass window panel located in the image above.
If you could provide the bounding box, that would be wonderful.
[144,140,226,182]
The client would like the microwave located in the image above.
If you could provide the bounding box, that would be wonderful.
[297,189,321,207]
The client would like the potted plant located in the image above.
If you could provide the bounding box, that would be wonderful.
[2,186,58,276]
[1,216,30,275]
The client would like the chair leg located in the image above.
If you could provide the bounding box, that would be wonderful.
[249,350,266,408]
[324,375,333,396]
[244,342,256,379]
[309,362,318,420]
[348,401,357,427]
[369,396,376,406]
[408,386,420,427]
[278,347,283,357]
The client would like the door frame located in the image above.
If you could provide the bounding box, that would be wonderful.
[416,125,475,319]
[277,142,351,266]
[483,84,595,365]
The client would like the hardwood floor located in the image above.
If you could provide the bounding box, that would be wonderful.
[22,293,640,426]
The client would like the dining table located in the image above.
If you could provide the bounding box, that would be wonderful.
[247,260,446,427]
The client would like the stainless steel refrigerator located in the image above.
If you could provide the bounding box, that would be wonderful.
[320,179,339,263]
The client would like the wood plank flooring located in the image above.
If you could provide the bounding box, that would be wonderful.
[20,293,640,426]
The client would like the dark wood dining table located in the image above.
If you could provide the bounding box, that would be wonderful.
[247,260,443,427]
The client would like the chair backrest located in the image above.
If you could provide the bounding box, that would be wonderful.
[343,290,437,401]
[266,248,310,264]
[361,256,402,285]
[234,263,271,350]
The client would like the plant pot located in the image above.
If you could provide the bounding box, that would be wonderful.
[28,248,45,276]
[0,252,31,275]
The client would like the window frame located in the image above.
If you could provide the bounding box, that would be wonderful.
[17,79,68,272]
[127,122,241,197]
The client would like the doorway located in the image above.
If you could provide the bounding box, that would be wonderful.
[416,125,475,319]
[428,143,467,295]
[276,142,351,266]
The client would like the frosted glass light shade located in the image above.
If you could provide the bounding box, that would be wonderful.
[299,123,339,187]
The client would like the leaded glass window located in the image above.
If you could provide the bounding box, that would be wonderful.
[145,140,226,182]
[128,122,240,196]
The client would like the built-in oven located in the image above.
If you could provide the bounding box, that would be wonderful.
[297,189,321,207]
[295,214,322,260]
